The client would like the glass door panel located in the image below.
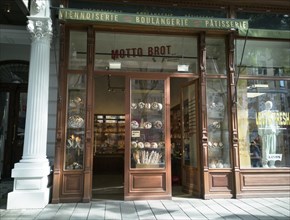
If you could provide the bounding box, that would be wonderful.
[130,79,166,168]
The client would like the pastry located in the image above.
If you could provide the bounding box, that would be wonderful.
[144,122,152,129]
[131,120,139,129]
[154,120,162,129]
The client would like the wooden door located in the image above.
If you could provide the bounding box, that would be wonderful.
[124,76,171,200]
[0,84,27,178]
[180,79,201,197]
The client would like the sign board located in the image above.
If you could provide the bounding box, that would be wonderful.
[59,8,248,31]
[267,154,282,161]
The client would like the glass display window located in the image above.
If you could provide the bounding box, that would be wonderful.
[95,32,197,73]
[206,79,230,168]
[206,38,226,75]
[69,31,87,70]
[65,74,86,170]
[236,40,290,77]
[237,79,290,168]
[130,79,166,168]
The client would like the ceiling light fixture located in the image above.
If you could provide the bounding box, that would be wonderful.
[5,5,11,13]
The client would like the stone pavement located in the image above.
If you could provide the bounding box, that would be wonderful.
[1,180,289,219]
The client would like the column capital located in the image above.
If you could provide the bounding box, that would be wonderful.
[27,17,52,41]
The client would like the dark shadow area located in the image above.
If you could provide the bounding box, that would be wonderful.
[0,179,13,209]
[92,174,124,201]
[172,185,194,198]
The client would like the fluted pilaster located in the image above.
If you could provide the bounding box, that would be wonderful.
[21,17,52,163]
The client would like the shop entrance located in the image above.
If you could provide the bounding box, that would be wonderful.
[92,75,200,199]
[170,77,201,198]
[92,75,125,200]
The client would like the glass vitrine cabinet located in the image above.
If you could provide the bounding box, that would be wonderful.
[65,74,86,170]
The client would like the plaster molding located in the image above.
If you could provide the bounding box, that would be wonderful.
[27,17,52,41]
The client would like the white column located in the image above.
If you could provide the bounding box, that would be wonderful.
[7,0,52,209]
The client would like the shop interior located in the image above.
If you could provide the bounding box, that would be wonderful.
[92,75,192,199]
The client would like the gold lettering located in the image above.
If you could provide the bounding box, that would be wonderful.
[243,21,248,29]
[222,20,225,27]
[59,10,247,30]
[205,20,209,27]
[171,18,175,25]
[155,17,160,25]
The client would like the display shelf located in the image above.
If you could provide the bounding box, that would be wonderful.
[93,114,125,154]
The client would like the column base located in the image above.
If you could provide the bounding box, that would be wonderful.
[7,187,51,209]
[7,161,52,209]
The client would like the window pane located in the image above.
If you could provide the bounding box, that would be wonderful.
[206,38,226,75]
[206,79,230,168]
[237,79,290,168]
[95,32,197,73]
[69,31,87,70]
[236,40,290,76]
[237,12,290,30]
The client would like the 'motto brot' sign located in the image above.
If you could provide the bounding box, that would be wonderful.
[59,8,249,31]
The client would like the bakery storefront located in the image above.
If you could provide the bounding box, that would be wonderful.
[52,0,290,203]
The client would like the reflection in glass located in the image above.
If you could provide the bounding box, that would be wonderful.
[130,79,165,168]
[236,40,290,76]
[206,38,226,75]
[69,31,87,70]
[65,74,86,170]
[237,12,290,30]
[206,79,230,168]
[237,79,290,168]
[95,32,197,73]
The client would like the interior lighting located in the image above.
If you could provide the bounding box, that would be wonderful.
[177,65,189,72]
[5,5,11,13]
[109,62,121,70]
[247,93,266,98]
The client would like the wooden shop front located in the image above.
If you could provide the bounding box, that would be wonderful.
[52,0,290,203]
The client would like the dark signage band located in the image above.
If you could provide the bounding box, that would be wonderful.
[59,8,248,31]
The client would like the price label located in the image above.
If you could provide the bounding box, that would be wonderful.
[132,130,140,138]
[267,154,282,161]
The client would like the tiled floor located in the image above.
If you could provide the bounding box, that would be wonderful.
[1,179,289,220]
[1,197,289,220]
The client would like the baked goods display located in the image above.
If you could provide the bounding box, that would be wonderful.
[130,79,165,168]
[65,84,86,170]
